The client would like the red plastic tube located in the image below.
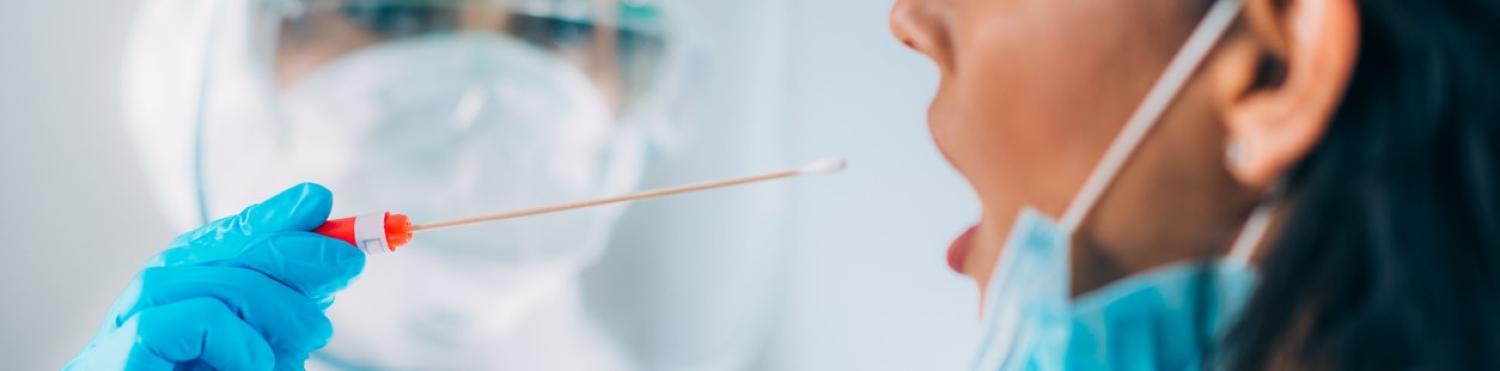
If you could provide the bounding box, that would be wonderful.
[313,212,412,254]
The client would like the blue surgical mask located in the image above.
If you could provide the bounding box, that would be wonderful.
[970,207,1261,371]
[969,0,1266,370]
[970,208,1071,371]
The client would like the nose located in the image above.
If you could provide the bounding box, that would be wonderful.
[890,0,950,67]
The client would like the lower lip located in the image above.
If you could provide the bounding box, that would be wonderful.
[947,225,978,274]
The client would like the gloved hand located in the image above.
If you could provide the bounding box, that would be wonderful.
[66,183,365,371]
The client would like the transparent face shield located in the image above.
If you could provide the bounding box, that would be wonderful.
[124,0,682,265]
[272,0,671,115]
[122,2,681,368]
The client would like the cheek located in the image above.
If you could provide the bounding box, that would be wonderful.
[940,1,1185,215]
[939,31,1104,217]
[927,0,1190,285]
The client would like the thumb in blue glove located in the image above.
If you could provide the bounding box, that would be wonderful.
[66,183,366,371]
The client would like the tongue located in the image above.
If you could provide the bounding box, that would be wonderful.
[947,225,978,273]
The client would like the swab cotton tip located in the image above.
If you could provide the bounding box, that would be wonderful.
[797,158,848,175]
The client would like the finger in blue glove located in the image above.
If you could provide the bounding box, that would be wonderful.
[67,183,366,371]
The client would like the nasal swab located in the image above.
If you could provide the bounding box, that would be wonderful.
[312,158,848,255]
[413,158,847,233]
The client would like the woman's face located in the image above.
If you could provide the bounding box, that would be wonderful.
[891,0,1261,294]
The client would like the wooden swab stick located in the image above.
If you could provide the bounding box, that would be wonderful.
[409,158,847,233]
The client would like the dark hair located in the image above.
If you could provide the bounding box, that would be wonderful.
[1221,0,1500,370]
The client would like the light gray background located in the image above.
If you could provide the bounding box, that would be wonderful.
[0,0,179,369]
[0,0,979,369]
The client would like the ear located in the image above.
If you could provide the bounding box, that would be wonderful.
[1206,0,1361,189]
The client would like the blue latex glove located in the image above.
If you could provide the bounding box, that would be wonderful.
[66,183,365,371]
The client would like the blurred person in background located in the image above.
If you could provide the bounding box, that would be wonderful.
[68,0,684,369]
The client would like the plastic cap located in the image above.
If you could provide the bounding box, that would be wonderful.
[384,213,412,250]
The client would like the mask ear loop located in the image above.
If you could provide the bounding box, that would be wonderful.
[1227,202,1275,266]
[1226,180,1286,266]
[1058,0,1245,234]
